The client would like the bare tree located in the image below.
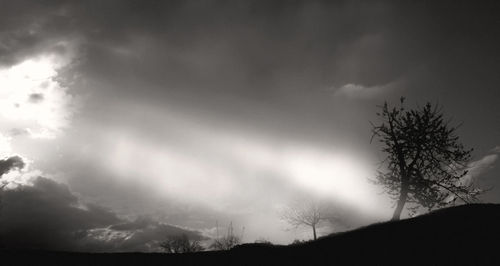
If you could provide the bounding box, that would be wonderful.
[280,197,328,240]
[210,221,242,250]
[371,98,481,220]
[159,234,204,253]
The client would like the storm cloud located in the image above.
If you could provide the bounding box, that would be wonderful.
[0,0,499,247]
[0,177,205,252]
[0,156,25,176]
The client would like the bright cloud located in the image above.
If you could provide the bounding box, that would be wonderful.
[461,153,499,186]
[333,83,387,99]
[282,147,378,207]
[93,120,385,218]
[0,133,12,157]
[0,44,76,139]
[332,80,399,99]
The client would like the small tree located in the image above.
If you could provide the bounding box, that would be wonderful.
[210,221,242,250]
[280,197,328,240]
[159,234,204,253]
[371,98,481,220]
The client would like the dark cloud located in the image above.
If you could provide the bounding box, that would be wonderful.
[28,93,44,104]
[13,0,494,146]
[3,1,499,133]
[71,0,413,96]
[0,0,74,67]
[98,217,207,252]
[0,2,468,89]
[0,177,119,250]
[0,156,25,177]
[0,177,205,251]
[2,1,499,100]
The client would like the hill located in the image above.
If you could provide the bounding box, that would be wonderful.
[2,204,499,265]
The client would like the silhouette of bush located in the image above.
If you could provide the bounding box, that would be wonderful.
[290,239,309,246]
[254,238,272,245]
[159,234,204,253]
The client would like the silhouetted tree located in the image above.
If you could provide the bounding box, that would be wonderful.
[159,234,204,253]
[371,98,481,220]
[210,221,242,250]
[280,197,328,240]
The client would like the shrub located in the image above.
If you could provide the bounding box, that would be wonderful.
[159,234,204,253]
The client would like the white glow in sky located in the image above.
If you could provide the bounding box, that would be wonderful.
[95,119,385,217]
[0,48,75,139]
[0,133,12,157]
[282,147,380,209]
[0,47,390,244]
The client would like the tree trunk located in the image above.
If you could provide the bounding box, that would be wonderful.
[312,225,317,240]
[392,182,408,221]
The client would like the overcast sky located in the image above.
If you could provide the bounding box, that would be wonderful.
[0,0,499,250]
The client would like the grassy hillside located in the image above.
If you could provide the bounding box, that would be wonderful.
[2,204,499,265]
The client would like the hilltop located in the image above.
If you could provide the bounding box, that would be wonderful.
[2,204,499,265]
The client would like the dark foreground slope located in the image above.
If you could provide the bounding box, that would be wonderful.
[2,204,500,265]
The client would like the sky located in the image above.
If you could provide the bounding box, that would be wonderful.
[0,0,499,251]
